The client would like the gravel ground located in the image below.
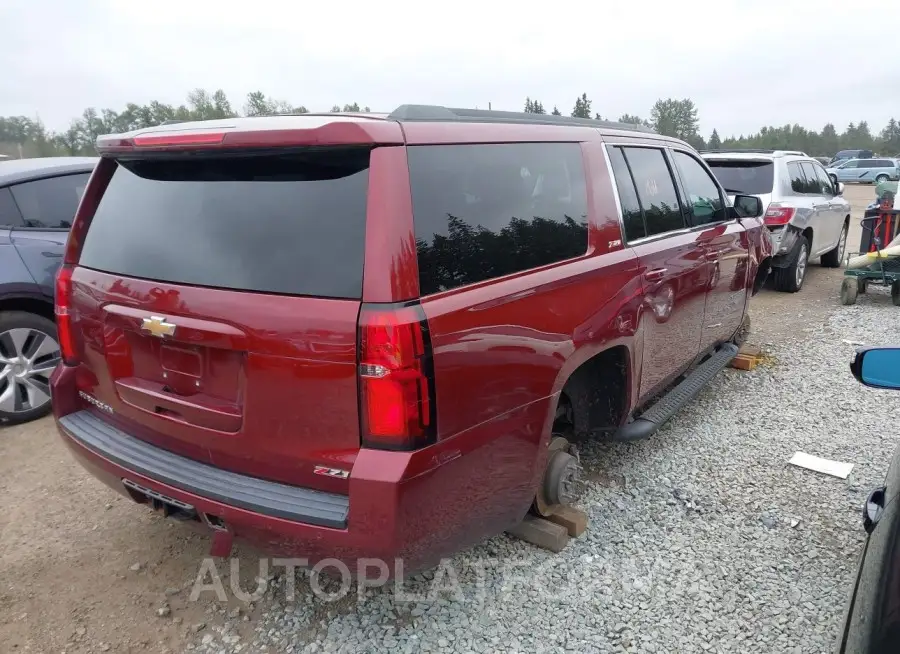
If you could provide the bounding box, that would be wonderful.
[183,288,900,654]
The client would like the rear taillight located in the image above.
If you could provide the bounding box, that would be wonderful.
[358,303,436,450]
[764,206,795,226]
[55,264,78,366]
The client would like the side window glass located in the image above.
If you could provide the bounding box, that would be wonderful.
[671,151,727,225]
[607,146,646,242]
[0,188,24,227]
[408,143,589,295]
[799,162,821,194]
[621,147,685,236]
[787,163,807,194]
[813,165,834,196]
[9,173,90,229]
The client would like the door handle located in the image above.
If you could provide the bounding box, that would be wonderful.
[644,268,667,282]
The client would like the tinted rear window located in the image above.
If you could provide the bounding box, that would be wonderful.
[704,160,774,195]
[409,143,588,296]
[79,150,370,298]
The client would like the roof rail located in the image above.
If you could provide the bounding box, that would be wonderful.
[159,119,189,126]
[387,104,657,134]
[700,148,808,156]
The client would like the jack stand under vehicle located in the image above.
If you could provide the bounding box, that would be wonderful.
[506,435,589,552]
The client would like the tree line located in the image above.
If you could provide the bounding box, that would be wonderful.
[1,88,898,159]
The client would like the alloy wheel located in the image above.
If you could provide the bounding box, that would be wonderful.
[0,328,60,414]
[796,243,808,288]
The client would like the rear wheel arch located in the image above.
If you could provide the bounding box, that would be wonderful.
[0,294,55,324]
[552,345,631,441]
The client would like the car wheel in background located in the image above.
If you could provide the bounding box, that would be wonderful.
[0,311,60,425]
[774,235,809,293]
[821,223,848,268]
[875,174,889,184]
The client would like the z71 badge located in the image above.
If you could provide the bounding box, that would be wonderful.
[313,466,350,479]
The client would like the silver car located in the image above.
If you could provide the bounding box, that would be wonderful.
[826,158,900,184]
[702,150,851,293]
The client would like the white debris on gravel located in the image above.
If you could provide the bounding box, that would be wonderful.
[191,296,900,654]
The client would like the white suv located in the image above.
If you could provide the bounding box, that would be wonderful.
[702,150,851,293]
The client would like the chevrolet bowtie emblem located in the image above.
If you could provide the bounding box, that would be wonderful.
[141,315,176,338]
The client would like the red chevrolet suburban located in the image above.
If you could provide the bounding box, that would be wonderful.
[51,106,772,572]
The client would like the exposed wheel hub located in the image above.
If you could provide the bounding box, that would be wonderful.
[533,436,584,515]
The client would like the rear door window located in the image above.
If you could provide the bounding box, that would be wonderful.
[671,150,727,225]
[787,162,807,194]
[9,173,90,229]
[620,147,684,236]
[799,162,822,194]
[79,150,370,299]
[408,142,588,296]
[703,160,774,195]
[607,146,646,242]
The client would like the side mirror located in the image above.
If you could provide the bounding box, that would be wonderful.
[836,182,845,196]
[850,347,900,390]
[733,194,763,219]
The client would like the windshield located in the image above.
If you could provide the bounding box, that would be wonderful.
[704,160,774,195]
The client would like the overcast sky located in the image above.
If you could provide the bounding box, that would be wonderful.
[2,0,895,138]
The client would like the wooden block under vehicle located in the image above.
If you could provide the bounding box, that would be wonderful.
[546,505,588,537]
[738,344,762,359]
[728,354,758,371]
[506,515,570,552]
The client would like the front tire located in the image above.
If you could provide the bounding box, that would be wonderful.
[774,235,810,293]
[821,222,848,268]
[0,311,60,425]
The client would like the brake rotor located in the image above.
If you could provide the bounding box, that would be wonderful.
[533,435,582,516]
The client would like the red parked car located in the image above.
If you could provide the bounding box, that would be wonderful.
[51,106,772,572]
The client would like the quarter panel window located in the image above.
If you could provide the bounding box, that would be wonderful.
[9,173,90,229]
[408,143,589,295]
[0,188,24,227]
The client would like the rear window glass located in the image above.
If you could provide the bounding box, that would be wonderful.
[704,160,774,195]
[408,143,588,296]
[79,150,370,298]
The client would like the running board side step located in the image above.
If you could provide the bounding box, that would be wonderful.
[615,343,739,442]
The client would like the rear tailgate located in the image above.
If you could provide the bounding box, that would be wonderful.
[67,147,371,491]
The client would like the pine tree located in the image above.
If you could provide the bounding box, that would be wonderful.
[571,93,592,119]
[708,129,722,149]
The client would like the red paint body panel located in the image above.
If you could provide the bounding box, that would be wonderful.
[65,266,361,494]
[51,113,768,569]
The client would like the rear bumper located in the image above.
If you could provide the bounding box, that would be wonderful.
[59,411,349,528]
[52,368,547,572]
